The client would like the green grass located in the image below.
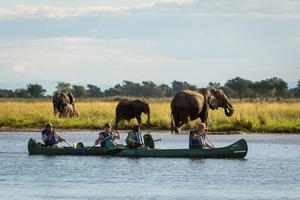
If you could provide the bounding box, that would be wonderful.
[0,99,300,133]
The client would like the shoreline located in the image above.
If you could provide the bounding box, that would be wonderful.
[1,127,299,134]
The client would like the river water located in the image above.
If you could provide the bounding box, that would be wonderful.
[0,132,299,200]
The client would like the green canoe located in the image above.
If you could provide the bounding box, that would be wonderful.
[27,138,248,158]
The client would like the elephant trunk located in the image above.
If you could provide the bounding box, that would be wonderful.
[224,100,234,117]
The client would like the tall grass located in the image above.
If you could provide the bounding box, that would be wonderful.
[0,99,300,133]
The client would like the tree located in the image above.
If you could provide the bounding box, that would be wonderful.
[72,85,87,98]
[26,84,46,98]
[158,84,173,97]
[172,81,197,94]
[0,89,14,98]
[14,88,31,98]
[208,82,221,88]
[87,84,103,97]
[225,77,253,99]
[55,82,72,93]
[270,77,288,97]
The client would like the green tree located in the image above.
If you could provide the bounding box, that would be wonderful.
[87,84,103,97]
[0,89,14,98]
[72,85,87,98]
[26,84,46,98]
[172,81,196,94]
[158,84,173,97]
[55,82,72,93]
[14,89,31,98]
[141,81,162,97]
[208,82,221,88]
[225,77,253,99]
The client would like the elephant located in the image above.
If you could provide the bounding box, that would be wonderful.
[171,87,234,133]
[60,103,77,118]
[52,91,78,118]
[115,99,151,129]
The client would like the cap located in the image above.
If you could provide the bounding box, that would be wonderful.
[132,124,140,131]
[46,123,53,128]
[195,123,207,131]
[104,123,112,128]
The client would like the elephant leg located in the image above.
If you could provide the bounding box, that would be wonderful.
[115,118,120,130]
[177,111,189,132]
[136,115,142,125]
[53,104,57,116]
[173,115,181,133]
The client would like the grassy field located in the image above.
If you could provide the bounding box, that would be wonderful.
[0,98,300,133]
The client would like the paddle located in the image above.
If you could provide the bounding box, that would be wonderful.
[205,135,214,148]
[54,132,73,147]
[87,135,112,150]
[129,137,162,148]
[63,140,73,147]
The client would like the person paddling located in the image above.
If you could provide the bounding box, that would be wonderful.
[125,124,145,149]
[42,123,66,147]
[189,123,214,149]
[95,123,120,148]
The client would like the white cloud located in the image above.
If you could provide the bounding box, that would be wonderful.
[0,37,188,82]
[13,63,43,76]
[0,1,300,19]
[13,63,26,74]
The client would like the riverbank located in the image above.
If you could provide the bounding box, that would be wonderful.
[0,99,300,133]
[0,127,250,135]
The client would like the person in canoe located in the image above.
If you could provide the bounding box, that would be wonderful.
[189,123,214,149]
[95,123,120,148]
[42,123,66,147]
[125,124,145,149]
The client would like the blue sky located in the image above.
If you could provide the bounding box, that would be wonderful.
[0,0,299,93]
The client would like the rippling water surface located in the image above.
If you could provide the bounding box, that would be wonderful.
[0,132,299,200]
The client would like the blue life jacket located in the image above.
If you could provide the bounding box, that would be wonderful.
[134,131,144,145]
[189,129,203,148]
[42,129,59,146]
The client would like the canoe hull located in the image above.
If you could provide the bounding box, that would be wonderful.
[27,138,247,158]
[114,139,247,158]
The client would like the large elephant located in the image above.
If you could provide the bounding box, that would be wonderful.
[52,91,78,118]
[171,87,234,133]
[115,99,151,129]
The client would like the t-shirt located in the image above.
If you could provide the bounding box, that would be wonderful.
[99,131,114,147]
[126,131,144,147]
[42,129,58,146]
[189,129,206,148]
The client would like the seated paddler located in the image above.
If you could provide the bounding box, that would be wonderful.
[95,123,120,148]
[42,123,66,147]
[189,123,214,149]
[125,124,145,149]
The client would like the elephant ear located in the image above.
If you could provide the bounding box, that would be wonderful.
[67,92,75,104]
[206,88,218,109]
[208,96,218,109]
[132,100,143,112]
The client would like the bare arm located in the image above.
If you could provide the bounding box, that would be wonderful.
[192,133,201,141]
[95,134,104,145]
[54,131,65,142]
[112,130,120,140]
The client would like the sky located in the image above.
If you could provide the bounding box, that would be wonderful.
[0,0,299,93]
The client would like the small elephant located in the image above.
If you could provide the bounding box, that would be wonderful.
[115,99,151,129]
[53,91,78,118]
[60,103,78,118]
